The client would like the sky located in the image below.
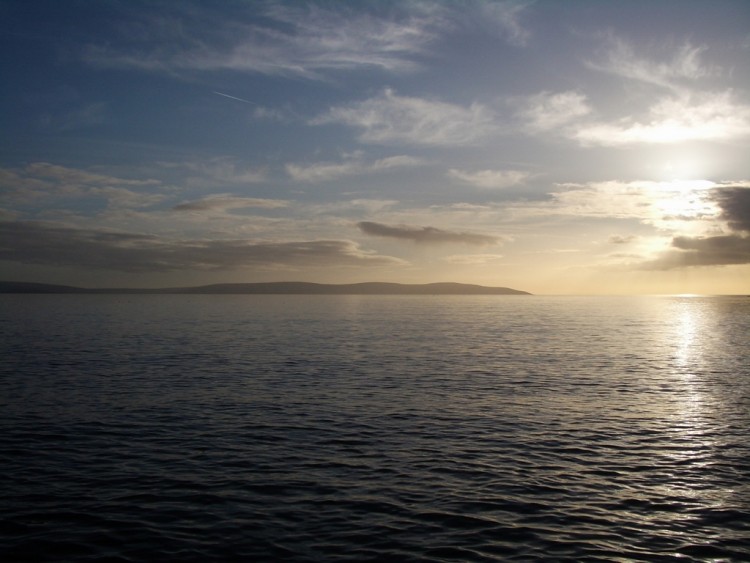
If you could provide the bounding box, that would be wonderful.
[1,0,749,294]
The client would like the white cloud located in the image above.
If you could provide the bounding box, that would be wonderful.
[448,168,529,189]
[313,89,498,146]
[520,91,591,132]
[286,153,424,183]
[549,180,720,232]
[572,92,750,146]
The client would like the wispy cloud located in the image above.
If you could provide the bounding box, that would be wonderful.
[26,162,160,187]
[455,0,532,47]
[443,253,505,264]
[160,157,266,187]
[81,2,531,79]
[0,220,404,272]
[287,152,424,183]
[172,195,288,212]
[549,180,720,225]
[82,3,438,78]
[91,187,166,209]
[477,0,531,47]
[313,89,497,146]
[448,168,529,189]
[39,102,109,131]
[520,91,591,132]
[0,163,163,207]
[588,37,719,91]
[357,221,500,245]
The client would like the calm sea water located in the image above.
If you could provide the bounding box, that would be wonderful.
[1,295,749,562]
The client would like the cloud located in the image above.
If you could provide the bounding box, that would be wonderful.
[0,167,55,199]
[575,39,748,147]
[39,102,109,131]
[81,2,531,79]
[172,195,289,212]
[476,0,531,47]
[252,106,292,122]
[609,235,637,244]
[91,187,166,209]
[572,92,750,146]
[642,234,750,269]
[312,89,498,146]
[448,168,529,189]
[25,162,160,187]
[443,253,504,264]
[286,153,424,183]
[0,220,403,272]
[588,37,718,91]
[357,221,500,245]
[0,163,164,207]
[631,186,750,270]
[160,158,266,187]
[308,198,399,217]
[520,91,591,132]
[82,3,441,78]
[712,186,750,232]
[548,180,719,227]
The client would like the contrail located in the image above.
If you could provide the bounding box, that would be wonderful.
[213,91,257,105]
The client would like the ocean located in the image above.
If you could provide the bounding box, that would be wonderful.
[1,295,749,561]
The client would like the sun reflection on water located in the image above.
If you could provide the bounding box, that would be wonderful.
[661,299,717,455]
[674,300,701,372]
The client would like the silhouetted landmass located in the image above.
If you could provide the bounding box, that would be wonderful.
[0,281,530,295]
[0,281,90,293]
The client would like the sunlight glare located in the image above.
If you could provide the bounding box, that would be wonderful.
[653,179,718,222]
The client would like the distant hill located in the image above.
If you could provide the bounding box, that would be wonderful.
[0,281,530,295]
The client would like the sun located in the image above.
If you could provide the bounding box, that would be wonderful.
[662,159,696,180]
[659,152,717,181]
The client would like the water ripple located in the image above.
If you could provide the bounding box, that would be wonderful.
[2,295,749,561]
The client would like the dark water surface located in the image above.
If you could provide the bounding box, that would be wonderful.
[2,295,749,561]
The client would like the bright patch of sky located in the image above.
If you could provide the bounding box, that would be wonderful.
[1,0,749,293]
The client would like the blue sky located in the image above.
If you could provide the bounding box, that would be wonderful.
[1,0,749,293]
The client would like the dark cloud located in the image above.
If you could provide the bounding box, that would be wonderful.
[635,186,750,270]
[0,220,402,272]
[641,234,750,270]
[712,186,750,232]
[357,221,499,245]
